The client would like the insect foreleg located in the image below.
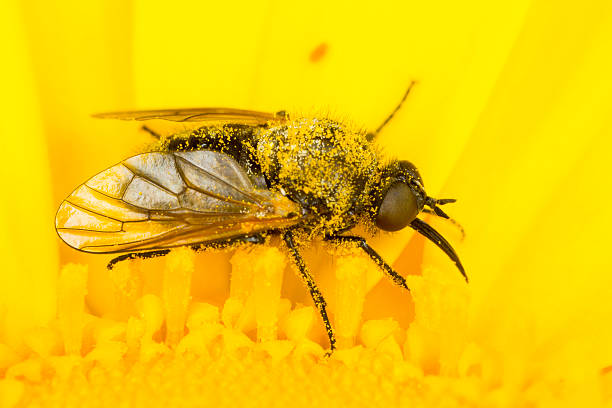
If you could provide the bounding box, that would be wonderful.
[420,208,466,240]
[283,231,336,354]
[108,249,171,270]
[325,235,410,291]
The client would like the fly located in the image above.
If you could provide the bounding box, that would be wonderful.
[56,82,466,353]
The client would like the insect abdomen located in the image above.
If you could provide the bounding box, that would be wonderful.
[162,124,264,180]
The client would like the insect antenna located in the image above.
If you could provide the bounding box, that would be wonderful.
[424,196,456,219]
[410,217,468,282]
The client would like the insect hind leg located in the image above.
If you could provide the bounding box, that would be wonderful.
[107,234,267,270]
[108,249,171,270]
[190,234,266,252]
[325,235,410,291]
[283,231,336,354]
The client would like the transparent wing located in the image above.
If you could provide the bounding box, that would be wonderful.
[92,108,288,124]
[56,150,301,253]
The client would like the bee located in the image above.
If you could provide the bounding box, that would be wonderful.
[55,82,466,352]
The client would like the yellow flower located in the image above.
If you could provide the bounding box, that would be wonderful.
[2,0,612,406]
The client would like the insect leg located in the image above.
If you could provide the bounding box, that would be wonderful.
[107,235,266,270]
[325,235,410,291]
[108,249,171,270]
[189,234,266,252]
[274,110,290,120]
[420,208,466,240]
[367,80,417,141]
[282,231,336,353]
[141,125,161,139]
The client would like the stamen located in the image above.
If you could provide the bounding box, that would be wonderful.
[251,247,286,343]
[163,248,195,346]
[227,247,287,343]
[334,255,368,349]
[58,264,88,355]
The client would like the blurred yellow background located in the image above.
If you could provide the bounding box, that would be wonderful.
[2,0,612,401]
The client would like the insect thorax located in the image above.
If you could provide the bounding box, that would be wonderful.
[257,118,381,235]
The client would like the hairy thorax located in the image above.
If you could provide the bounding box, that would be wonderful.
[256,118,380,236]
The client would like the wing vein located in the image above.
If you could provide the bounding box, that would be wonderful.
[58,227,120,234]
[173,154,263,208]
[121,162,183,198]
[64,200,126,224]
[81,185,150,221]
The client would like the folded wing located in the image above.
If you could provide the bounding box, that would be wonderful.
[56,150,301,253]
[92,107,287,125]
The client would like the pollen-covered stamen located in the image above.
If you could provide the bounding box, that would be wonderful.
[252,247,286,342]
[58,264,88,355]
[226,247,287,343]
[163,248,195,346]
[334,255,369,349]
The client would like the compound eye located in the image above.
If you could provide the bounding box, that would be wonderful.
[375,182,418,231]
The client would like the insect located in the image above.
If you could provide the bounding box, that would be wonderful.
[55,82,466,352]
